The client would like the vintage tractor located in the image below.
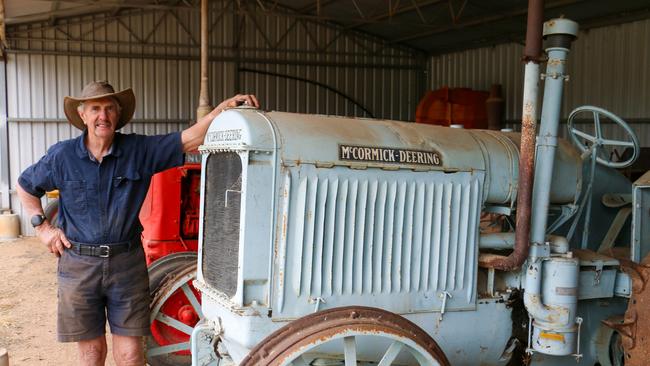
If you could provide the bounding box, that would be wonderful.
[45,153,203,366]
[187,18,650,366]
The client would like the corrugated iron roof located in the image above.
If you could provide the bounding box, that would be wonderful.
[4,0,650,54]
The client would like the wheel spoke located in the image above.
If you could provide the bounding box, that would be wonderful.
[593,111,602,139]
[407,345,440,366]
[291,356,310,366]
[600,138,635,147]
[343,336,357,366]
[378,341,404,366]
[155,312,194,335]
[146,342,190,357]
[571,128,596,142]
[181,283,204,318]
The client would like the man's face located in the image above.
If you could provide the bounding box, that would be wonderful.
[78,97,120,139]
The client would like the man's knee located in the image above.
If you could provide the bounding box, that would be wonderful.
[78,336,107,366]
[113,335,145,366]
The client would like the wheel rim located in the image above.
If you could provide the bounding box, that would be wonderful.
[241,306,449,366]
[277,328,444,366]
[146,254,201,365]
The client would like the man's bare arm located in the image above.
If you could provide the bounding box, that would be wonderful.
[181,94,259,152]
[16,183,71,257]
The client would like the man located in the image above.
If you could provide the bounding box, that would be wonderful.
[16,81,259,366]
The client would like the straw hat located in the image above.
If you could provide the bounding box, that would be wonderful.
[63,81,135,130]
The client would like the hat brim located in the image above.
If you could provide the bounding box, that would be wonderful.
[64,88,136,131]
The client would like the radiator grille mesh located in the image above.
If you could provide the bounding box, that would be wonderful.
[202,152,242,298]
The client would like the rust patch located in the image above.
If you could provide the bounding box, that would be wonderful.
[602,252,650,366]
[483,95,536,271]
[547,58,565,67]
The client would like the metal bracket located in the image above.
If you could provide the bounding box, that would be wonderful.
[594,262,604,286]
[540,72,570,81]
[526,315,534,355]
[487,268,496,297]
[438,291,452,321]
[572,317,584,362]
[309,297,326,313]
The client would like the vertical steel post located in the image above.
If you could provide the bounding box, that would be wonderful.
[0,60,10,210]
[196,0,212,121]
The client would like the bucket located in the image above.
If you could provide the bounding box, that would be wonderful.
[0,211,21,239]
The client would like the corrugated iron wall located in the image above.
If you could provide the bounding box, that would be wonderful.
[4,2,425,234]
[428,18,650,144]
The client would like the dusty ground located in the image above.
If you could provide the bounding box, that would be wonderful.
[0,237,116,366]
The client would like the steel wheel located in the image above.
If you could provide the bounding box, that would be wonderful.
[241,306,449,366]
[146,252,202,366]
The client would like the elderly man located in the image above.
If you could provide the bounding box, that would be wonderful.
[16,81,259,366]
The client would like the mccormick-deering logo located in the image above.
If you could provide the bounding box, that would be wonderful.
[339,145,442,166]
[206,129,243,143]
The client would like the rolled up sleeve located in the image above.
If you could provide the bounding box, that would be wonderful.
[18,153,57,198]
[142,132,185,175]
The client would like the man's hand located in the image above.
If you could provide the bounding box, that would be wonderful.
[36,222,72,257]
[199,94,260,124]
[217,94,260,112]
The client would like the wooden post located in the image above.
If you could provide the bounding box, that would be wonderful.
[196,0,212,122]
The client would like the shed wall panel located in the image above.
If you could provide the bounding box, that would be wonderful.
[5,4,424,234]
[429,18,650,145]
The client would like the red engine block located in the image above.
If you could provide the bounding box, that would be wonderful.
[140,162,201,265]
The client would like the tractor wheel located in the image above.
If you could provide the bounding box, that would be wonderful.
[241,306,450,366]
[44,199,60,227]
[146,252,202,366]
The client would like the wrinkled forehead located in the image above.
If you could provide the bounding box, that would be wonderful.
[82,97,121,109]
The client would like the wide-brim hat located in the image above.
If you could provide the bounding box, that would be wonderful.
[63,81,135,130]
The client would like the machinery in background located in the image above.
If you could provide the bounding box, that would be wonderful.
[415,84,505,131]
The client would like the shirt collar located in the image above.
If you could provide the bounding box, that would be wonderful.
[75,130,123,160]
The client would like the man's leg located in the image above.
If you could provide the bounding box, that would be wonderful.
[78,335,108,366]
[112,334,145,366]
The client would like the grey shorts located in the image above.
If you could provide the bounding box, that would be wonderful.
[57,244,151,342]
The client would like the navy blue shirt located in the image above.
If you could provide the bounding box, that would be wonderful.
[18,130,184,244]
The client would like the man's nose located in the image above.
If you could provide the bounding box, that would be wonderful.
[99,109,109,120]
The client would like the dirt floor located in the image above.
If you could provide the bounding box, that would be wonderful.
[0,237,116,366]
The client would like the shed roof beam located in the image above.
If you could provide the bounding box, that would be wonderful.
[391,0,584,44]
[341,0,445,31]
[49,1,60,25]
[297,0,341,14]
[5,0,193,23]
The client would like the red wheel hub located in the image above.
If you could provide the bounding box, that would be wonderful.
[178,305,198,325]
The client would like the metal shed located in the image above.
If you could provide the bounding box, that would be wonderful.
[1,0,649,234]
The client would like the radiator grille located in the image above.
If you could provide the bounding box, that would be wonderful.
[202,152,242,298]
[278,165,482,314]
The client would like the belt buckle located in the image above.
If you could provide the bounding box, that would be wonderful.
[99,245,110,258]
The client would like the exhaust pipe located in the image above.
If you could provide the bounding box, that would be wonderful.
[480,0,544,271]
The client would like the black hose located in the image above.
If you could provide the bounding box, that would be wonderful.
[238,67,375,118]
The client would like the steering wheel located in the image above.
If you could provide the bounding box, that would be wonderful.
[567,105,640,168]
